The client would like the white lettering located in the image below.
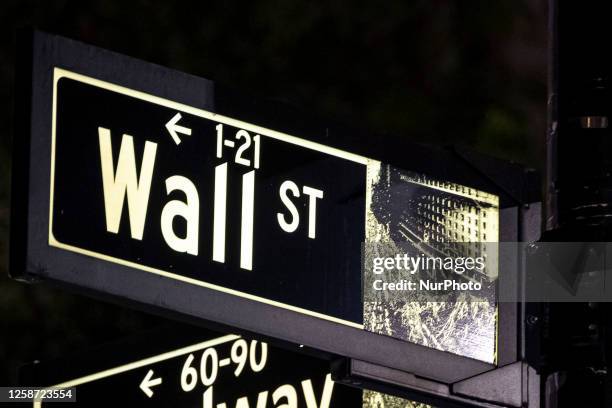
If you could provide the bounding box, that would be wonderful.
[160,175,199,255]
[302,374,334,408]
[302,186,323,239]
[98,128,157,240]
[277,181,300,233]
[272,384,297,408]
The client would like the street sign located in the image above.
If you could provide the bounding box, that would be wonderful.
[11,30,539,391]
[22,328,364,408]
[49,67,367,326]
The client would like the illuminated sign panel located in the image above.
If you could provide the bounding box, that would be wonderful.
[50,68,369,326]
[364,164,500,363]
[28,332,363,408]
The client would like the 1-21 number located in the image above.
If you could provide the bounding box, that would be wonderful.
[216,124,260,169]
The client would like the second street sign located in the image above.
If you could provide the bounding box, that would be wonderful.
[20,325,495,408]
[50,67,367,326]
[24,328,363,408]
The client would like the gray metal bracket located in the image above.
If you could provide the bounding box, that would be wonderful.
[332,359,540,408]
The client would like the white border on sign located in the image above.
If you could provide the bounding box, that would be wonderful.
[48,68,367,330]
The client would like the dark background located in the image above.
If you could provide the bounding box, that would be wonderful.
[0,0,546,385]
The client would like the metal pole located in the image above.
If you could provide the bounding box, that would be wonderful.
[544,1,612,406]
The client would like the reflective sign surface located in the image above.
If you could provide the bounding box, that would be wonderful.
[50,69,368,325]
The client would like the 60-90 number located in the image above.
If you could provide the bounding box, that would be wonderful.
[181,339,268,392]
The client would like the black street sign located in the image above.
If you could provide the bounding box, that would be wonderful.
[12,30,533,387]
[50,67,365,325]
[22,328,363,408]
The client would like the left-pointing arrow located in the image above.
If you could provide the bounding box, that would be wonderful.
[166,112,192,145]
[140,369,163,398]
